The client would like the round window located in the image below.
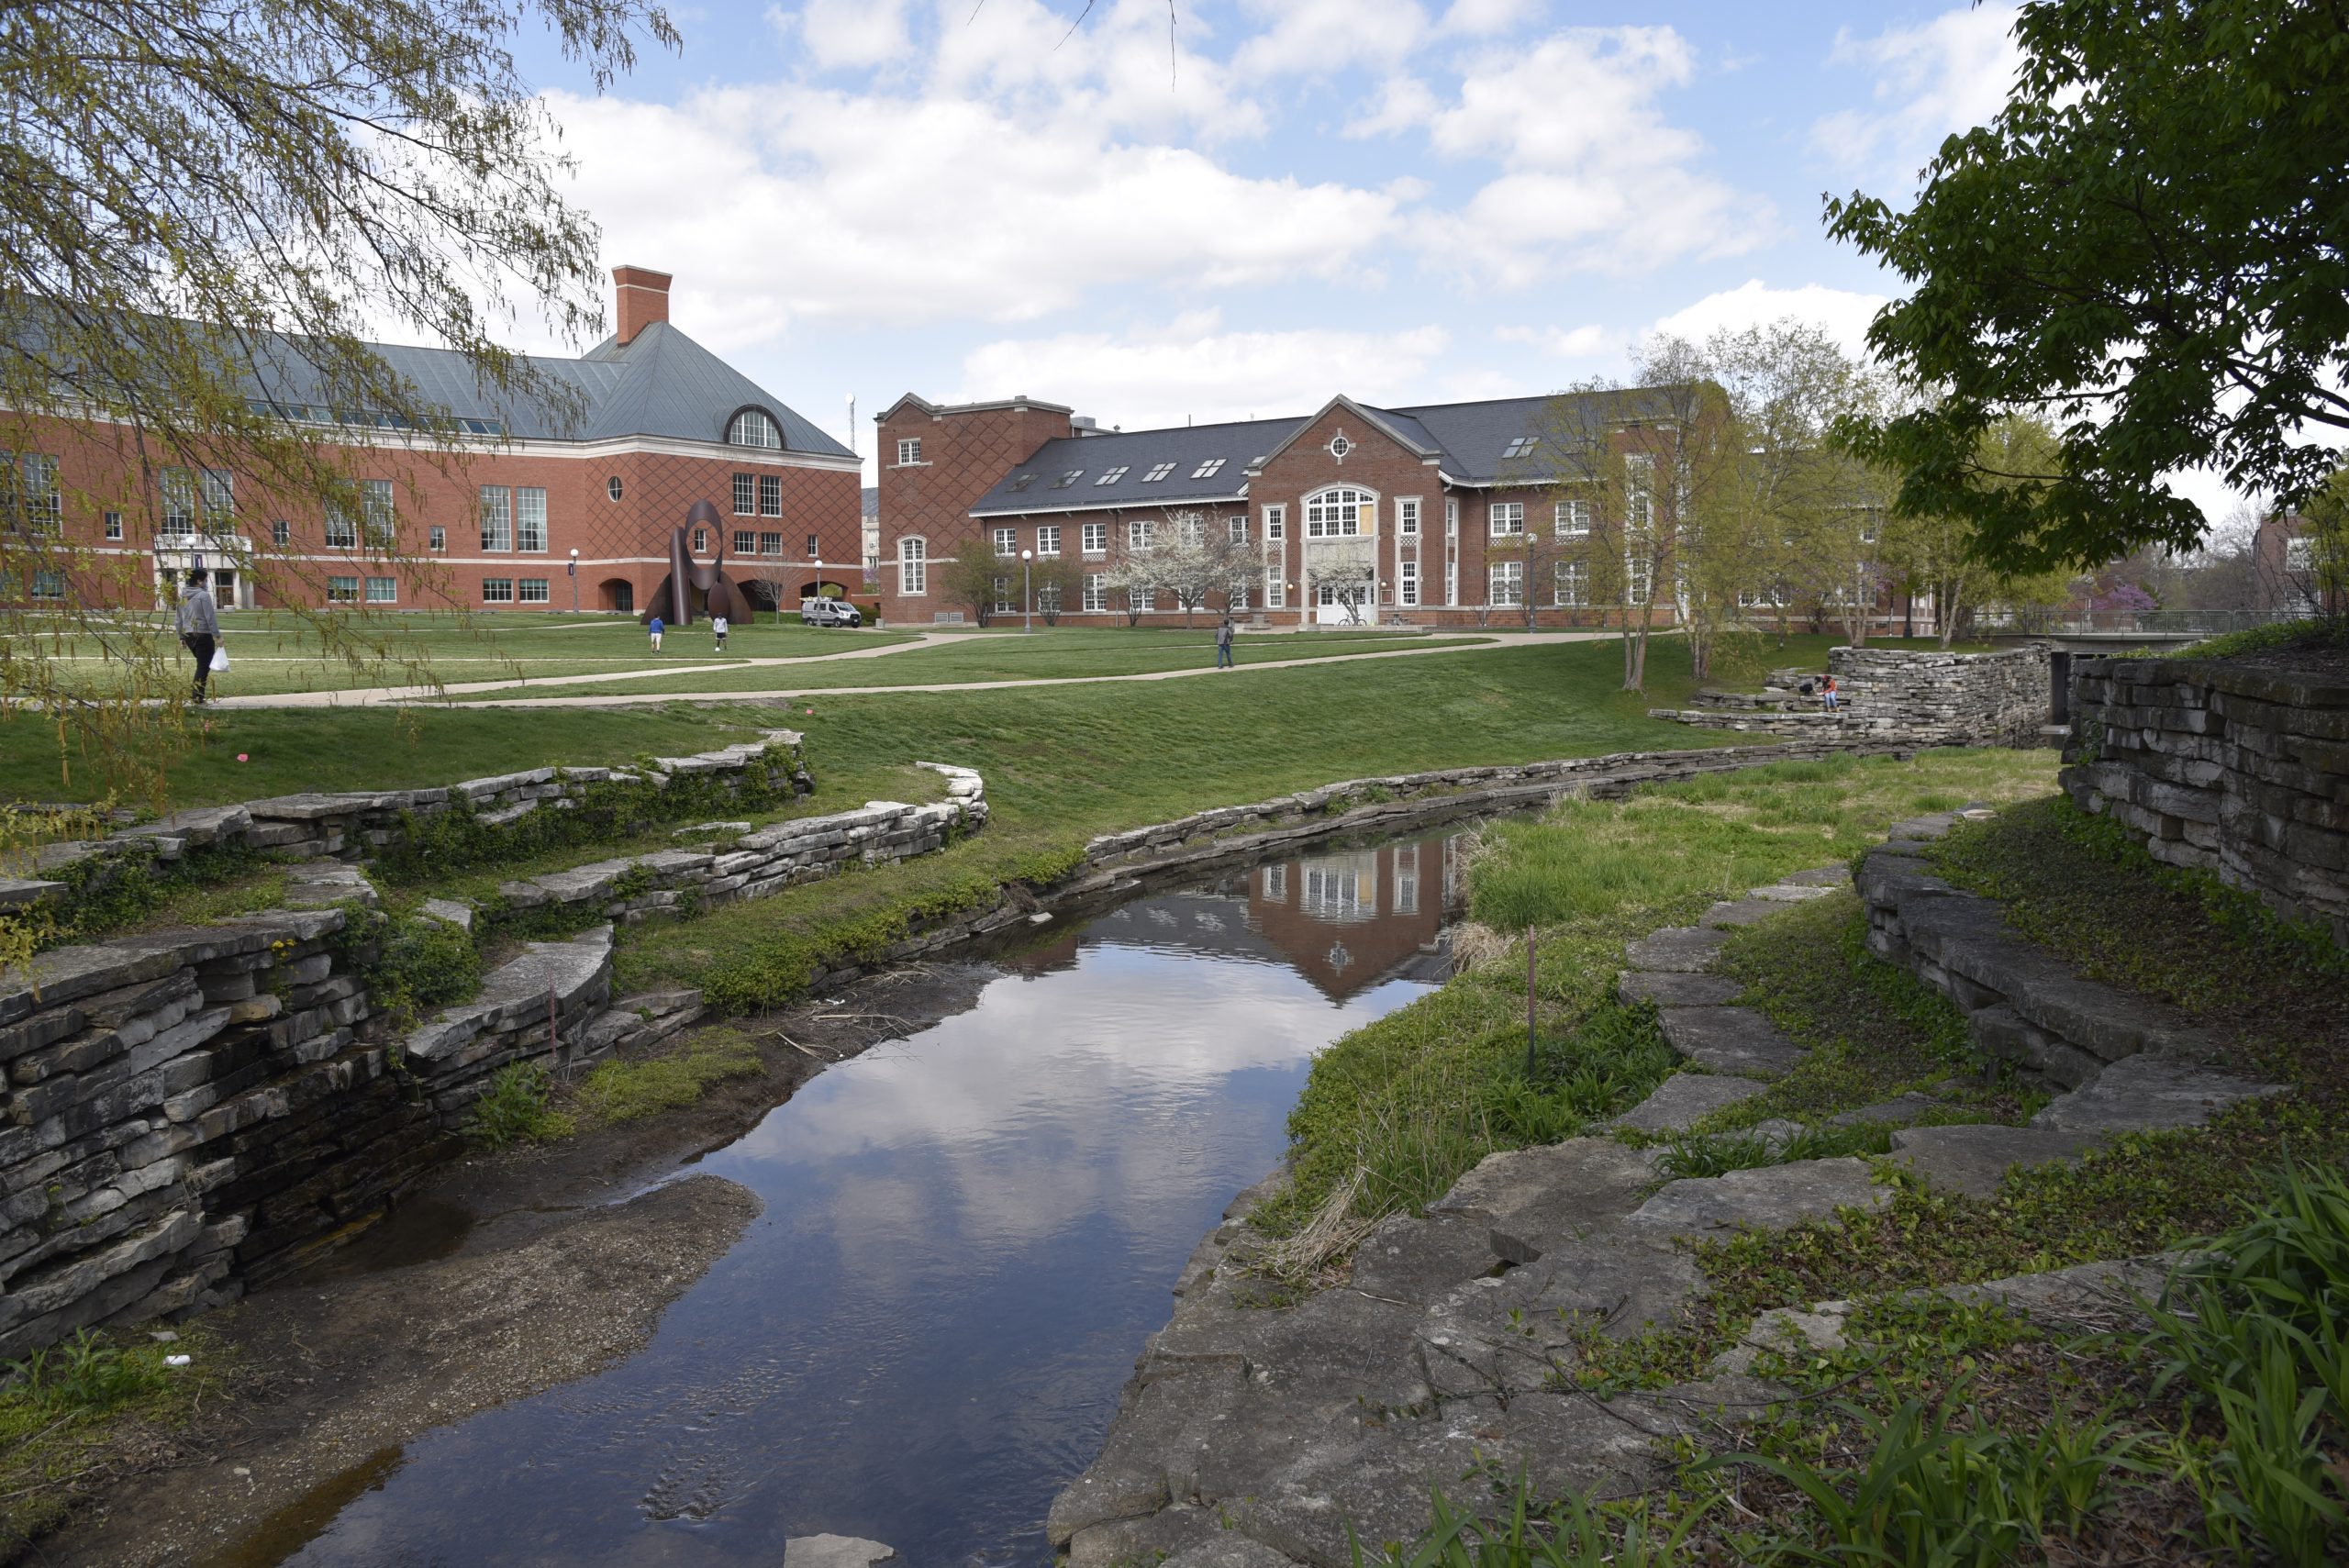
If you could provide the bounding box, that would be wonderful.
[607,476,624,502]
[1328,434,1353,459]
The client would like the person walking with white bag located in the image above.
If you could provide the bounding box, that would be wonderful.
[176,569,220,704]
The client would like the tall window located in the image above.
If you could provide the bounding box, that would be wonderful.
[1624,454,1654,531]
[1398,560,1419,606]
[1489,501,1525,537]
[733,474,756,515]
[479,486,511,551]
[806,534,819,559]
[514,488,546,552]
[1265,570,1286,608]
[1305,486,1373,538]
[272,517,289,546]
[429,525,445,551]
[1228,515,1248,544]
[1037,525,1061,556]
[994,527,1017,556]
[1082,573,1108,611]
[760,474,782,517]
[1082,521,1108,554]
[760,531,782,556]
[1489,560,1524,606]
[1264,504,1286,542]
[896,437,922,465]
[198,468,233,523]
[1555,498,1590,537]
[693,527,708,552]
[1229,579,1250,610]
[992,576,1015,614]
[3,454,60,531]
[1555,561,1588,606]
[898,537,927,595]
[362,479,395,547]
[1397,497,1419,537]
[1625,553,1653,606]
[729,409,781,449]
[1128,517,1153,550]
[161,469,196,534]
[324,501,358,549]
[104,511,123,541]
[1129,583,1152,611]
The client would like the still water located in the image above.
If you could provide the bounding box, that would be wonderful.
[271,827,1470,1567]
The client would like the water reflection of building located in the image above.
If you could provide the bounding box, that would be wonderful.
[1008,828,1468,1003]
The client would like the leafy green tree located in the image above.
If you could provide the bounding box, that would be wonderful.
[1826,0,2349,572]
[0,0,675,796]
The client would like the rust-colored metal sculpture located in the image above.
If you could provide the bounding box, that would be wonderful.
[641,500,752,628]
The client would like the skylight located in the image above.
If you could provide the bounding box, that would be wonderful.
[1191,457,1227,479]
[1501,436,1538,460]
[1095,466,1130,485]
[1006,473,1037,493]
[1141,462,1176,483]
[1053,470,1084,489]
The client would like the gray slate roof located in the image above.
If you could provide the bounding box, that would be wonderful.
[968,387,1679,515]
[243,320,852,457]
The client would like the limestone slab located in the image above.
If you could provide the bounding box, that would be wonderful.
[2032,1053,2284,1133]
[1777,865,1855,887]
[1617,970,1742,1007]
[1604,1073,1770,1134]
[1348,1212,1502,1304]
[1888,1124,2105,1198]
[1431,1138,1660,1262]
[1657,1007,1806,1077]
[1626,1158,1890,1239]
[1700,897,1793,929]
[1621,927,1730,973]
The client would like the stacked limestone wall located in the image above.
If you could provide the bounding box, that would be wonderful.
[2063,655,2349,947]
[1650,646,2053,745]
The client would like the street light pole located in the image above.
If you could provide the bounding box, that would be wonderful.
[1021,549,1033,634]
[568,547,579,612]
[1523,533,1542,633]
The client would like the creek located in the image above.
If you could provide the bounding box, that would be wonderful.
[246,822,1473,1567]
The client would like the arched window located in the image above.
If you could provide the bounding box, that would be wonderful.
[728,408,782,449]
[1304,485,1376,539]
[897,536,927,595]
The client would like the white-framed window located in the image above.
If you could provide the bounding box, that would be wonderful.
[1141,462,1175,483]
[1555,498,1590,538]
[1305,486,1374,538]
[760,530,783,555]
[2285,537,2315,574]
[1859,511,1881,545]
[1445,497,1459,537]
[1228,515,1248,544]
[607,475,623,503]
[1397,497,1420,537]
[1095,466,1129,485]
[479,486,511,551]
[324,505,358,549]
[806,533,819,559]
[898,536,927,595]
[1445,553,1457,606]
[515,486,546,552]
[326,574,360,603]
[1191,457,1226,480]
[1229,579,1250,610]
[1264,504,1286,543]
[1263,864,1287,901]
[428,525,444,551]
[1624,453,1654,531]
[1129,518,1153,550]
[357,479,395,548]
[481,576,514,603]
[160,468,195,535]
[1489,501,1525,538]
[197,468,232,522]
[1489,560,1524,606]
[896,437,922,465]
[1083,573,1108,612]
[6,454,60,530]
[1265,570,1286,608]
[1176,515,1206,547]
[1737,585,1789,608]
[104,510,123,541]
[1082,521,1108,554]
[733,529,756,555]
[365,576,397,604]
[1625,553,1653,606]
[693,527,709,553]
[1395,843,1419,915]
[1037,525,1061,556]
[1556,561,1588,607]
[518,578,551,604]
[992,576,1015,614]
[1398,560,1419,606]
[28,569,64,598]
[994,527,1018,557]
[1129,583,1153,611]
[274,517,293,547]
[729,409,781,449]
[760,475,782,517]
[732,473,755,515]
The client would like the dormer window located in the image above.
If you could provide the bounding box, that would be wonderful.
[1501,436,1538,460]
[1095,466,1130,485]
[1141,462,1176,483]
[729,409,782,449]
[1191,457,1227,479]
[1053,470,1084,489]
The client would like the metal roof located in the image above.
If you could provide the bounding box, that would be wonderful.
[964,386,1681,514]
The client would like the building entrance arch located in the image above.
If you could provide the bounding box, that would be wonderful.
[598,577,634,614]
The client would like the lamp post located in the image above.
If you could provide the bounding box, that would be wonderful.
[1522,533,1542,633]
[568,547,579,612]
[1020,549,1033,634]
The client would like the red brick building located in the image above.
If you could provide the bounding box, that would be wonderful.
[7,267,861,615]
[874,388,1687,629]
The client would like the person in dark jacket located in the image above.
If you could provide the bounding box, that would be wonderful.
[175,570,219,704]
[1216,616,1235,669]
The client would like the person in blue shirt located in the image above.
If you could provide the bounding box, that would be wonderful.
[648,614,664,652]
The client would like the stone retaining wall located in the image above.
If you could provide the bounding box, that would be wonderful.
[2062,655,2349,948]
[0,730,813,919]
[1856,818,2226,1087]
[1650,646,2053,745]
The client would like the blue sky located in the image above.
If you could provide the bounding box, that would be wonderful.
[503,2,2249,516]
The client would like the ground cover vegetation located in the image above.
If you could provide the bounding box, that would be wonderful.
[465,1025,765,1148]
[0,1328,221,1552]
[1360,789,2349,1564]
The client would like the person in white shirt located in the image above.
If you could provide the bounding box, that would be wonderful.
[711,613,729,652]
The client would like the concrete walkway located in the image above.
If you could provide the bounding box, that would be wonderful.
[208,630,1605,710]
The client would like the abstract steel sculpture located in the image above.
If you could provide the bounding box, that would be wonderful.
[641,500,752,628]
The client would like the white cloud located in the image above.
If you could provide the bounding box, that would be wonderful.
[1812,5,2022,173]
[1233,0,1433,80]
[777,0,912,71]
[1646,279,1891,360]
[1345,76,1441,139]
[1438,0,1540,36]
[1496,323,1613,358]
[955,312,1453,428]
[1412,28,1771,284]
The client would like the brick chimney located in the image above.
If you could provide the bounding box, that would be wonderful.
[612,264,673,346]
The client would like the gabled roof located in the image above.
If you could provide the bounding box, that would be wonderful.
[962,386,1684,516]
[241,319,854,457]
[878,391,1074,421]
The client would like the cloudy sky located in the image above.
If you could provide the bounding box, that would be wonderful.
[500,1,2234,509]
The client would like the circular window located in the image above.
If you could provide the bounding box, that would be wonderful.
[607,476,624,502]
[1328,434,1353,459]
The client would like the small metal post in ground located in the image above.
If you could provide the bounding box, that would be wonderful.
[548,978,558,1063]
[1525,925,1539,1078]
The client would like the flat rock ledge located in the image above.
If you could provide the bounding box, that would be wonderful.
[1052,832,2289,1560]
[782,1536,896,1568]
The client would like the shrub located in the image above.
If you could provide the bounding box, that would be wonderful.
[467,1062,573,1147]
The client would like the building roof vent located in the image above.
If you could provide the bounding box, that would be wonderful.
[1071,415,1099,435]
